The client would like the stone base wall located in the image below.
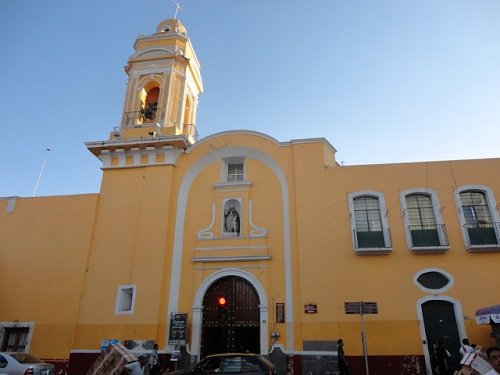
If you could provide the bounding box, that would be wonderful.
[65,347,427,375]
[268,345,427,375]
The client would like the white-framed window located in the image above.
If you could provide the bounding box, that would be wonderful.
[400,189,449,252]
[115,285,137,315]
[348,191,391,254]
[223,157,245,182]
[0,322,34,353]
[227,163,244,182]
[455,185,500,250]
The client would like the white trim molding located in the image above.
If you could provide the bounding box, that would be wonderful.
[166,144,294,352]
[197,203,216,239]
[416,295,466,375]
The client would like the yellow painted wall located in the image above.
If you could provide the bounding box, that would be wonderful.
[291,153,500,355]
[2,135,500,362]
[72,165,177,349]
[0,194,98,358]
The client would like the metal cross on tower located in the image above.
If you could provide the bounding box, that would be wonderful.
[172,0,182,19]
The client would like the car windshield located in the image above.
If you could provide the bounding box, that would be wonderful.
[220,356,262,372]
[10,353,44,364]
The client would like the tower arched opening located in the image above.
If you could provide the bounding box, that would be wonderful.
[140,83,160,123]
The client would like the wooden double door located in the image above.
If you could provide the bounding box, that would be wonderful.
[201,276,260,358]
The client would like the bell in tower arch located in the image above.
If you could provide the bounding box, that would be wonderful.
[141,85,160,122]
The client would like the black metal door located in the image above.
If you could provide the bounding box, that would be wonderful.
[422,300,461,373]
[201,276,260,358]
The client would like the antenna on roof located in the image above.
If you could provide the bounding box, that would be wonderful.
[172,0,182,20]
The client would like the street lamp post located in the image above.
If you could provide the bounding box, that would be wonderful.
[32,147,51,197]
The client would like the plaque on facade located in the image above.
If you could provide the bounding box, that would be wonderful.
[276,303,285,323]
[304,304,318,314]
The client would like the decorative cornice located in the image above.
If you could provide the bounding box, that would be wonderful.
[192,255,272,263]
[189,130,336,153]
[86,136,189,156]
[87,144,184,169]
[213,180,252,191]
[134,32,189,48]
[194,245,268,251]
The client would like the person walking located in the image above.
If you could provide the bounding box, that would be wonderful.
[124,355,147,375]
[149,344,161,375]
[459,338,474,358]
[337,339,349,375]
[434,340,452,375]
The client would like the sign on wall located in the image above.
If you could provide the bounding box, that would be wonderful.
[304,304,318,314]
[168,313,188,345]
[276,303,285,323]
[344,301,378,315]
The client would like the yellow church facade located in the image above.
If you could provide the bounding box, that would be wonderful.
[2,18,500,375]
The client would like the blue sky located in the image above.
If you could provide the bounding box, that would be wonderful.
[1,1,499,197]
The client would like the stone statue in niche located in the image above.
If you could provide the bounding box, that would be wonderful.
[223,200,241,236]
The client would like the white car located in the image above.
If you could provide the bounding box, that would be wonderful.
[0,353,54,375]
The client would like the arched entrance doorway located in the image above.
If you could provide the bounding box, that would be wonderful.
[201,276,260,358]
[421,299,461,373]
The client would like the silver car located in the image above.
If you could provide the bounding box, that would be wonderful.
[0,353,54,375]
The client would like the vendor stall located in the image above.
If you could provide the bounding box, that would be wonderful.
[476,304,500,346]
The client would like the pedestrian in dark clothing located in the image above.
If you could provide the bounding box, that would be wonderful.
[434,340,451,375]
[149,344,161,375]
[338,339,349,375]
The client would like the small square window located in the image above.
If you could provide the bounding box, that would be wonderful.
[227,163,244,182]
[115,285,137,315]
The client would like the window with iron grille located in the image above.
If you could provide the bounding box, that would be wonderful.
[1,327,29,352]
[354,197,382,232]
[401,189,448,250]
[353,196,384,248]
[349,192,391,251]
[407,194,440,247]
[458,189,499,247]
[407,194,436,227]
[460,191,492,226]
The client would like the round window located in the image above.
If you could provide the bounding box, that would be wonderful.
[414,269,453,293]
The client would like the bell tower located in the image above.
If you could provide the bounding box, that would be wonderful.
[86,19,203,168]
[120,19,203,142]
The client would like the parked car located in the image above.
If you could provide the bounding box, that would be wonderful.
[0,353,55,375]
[166,353,277,375]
